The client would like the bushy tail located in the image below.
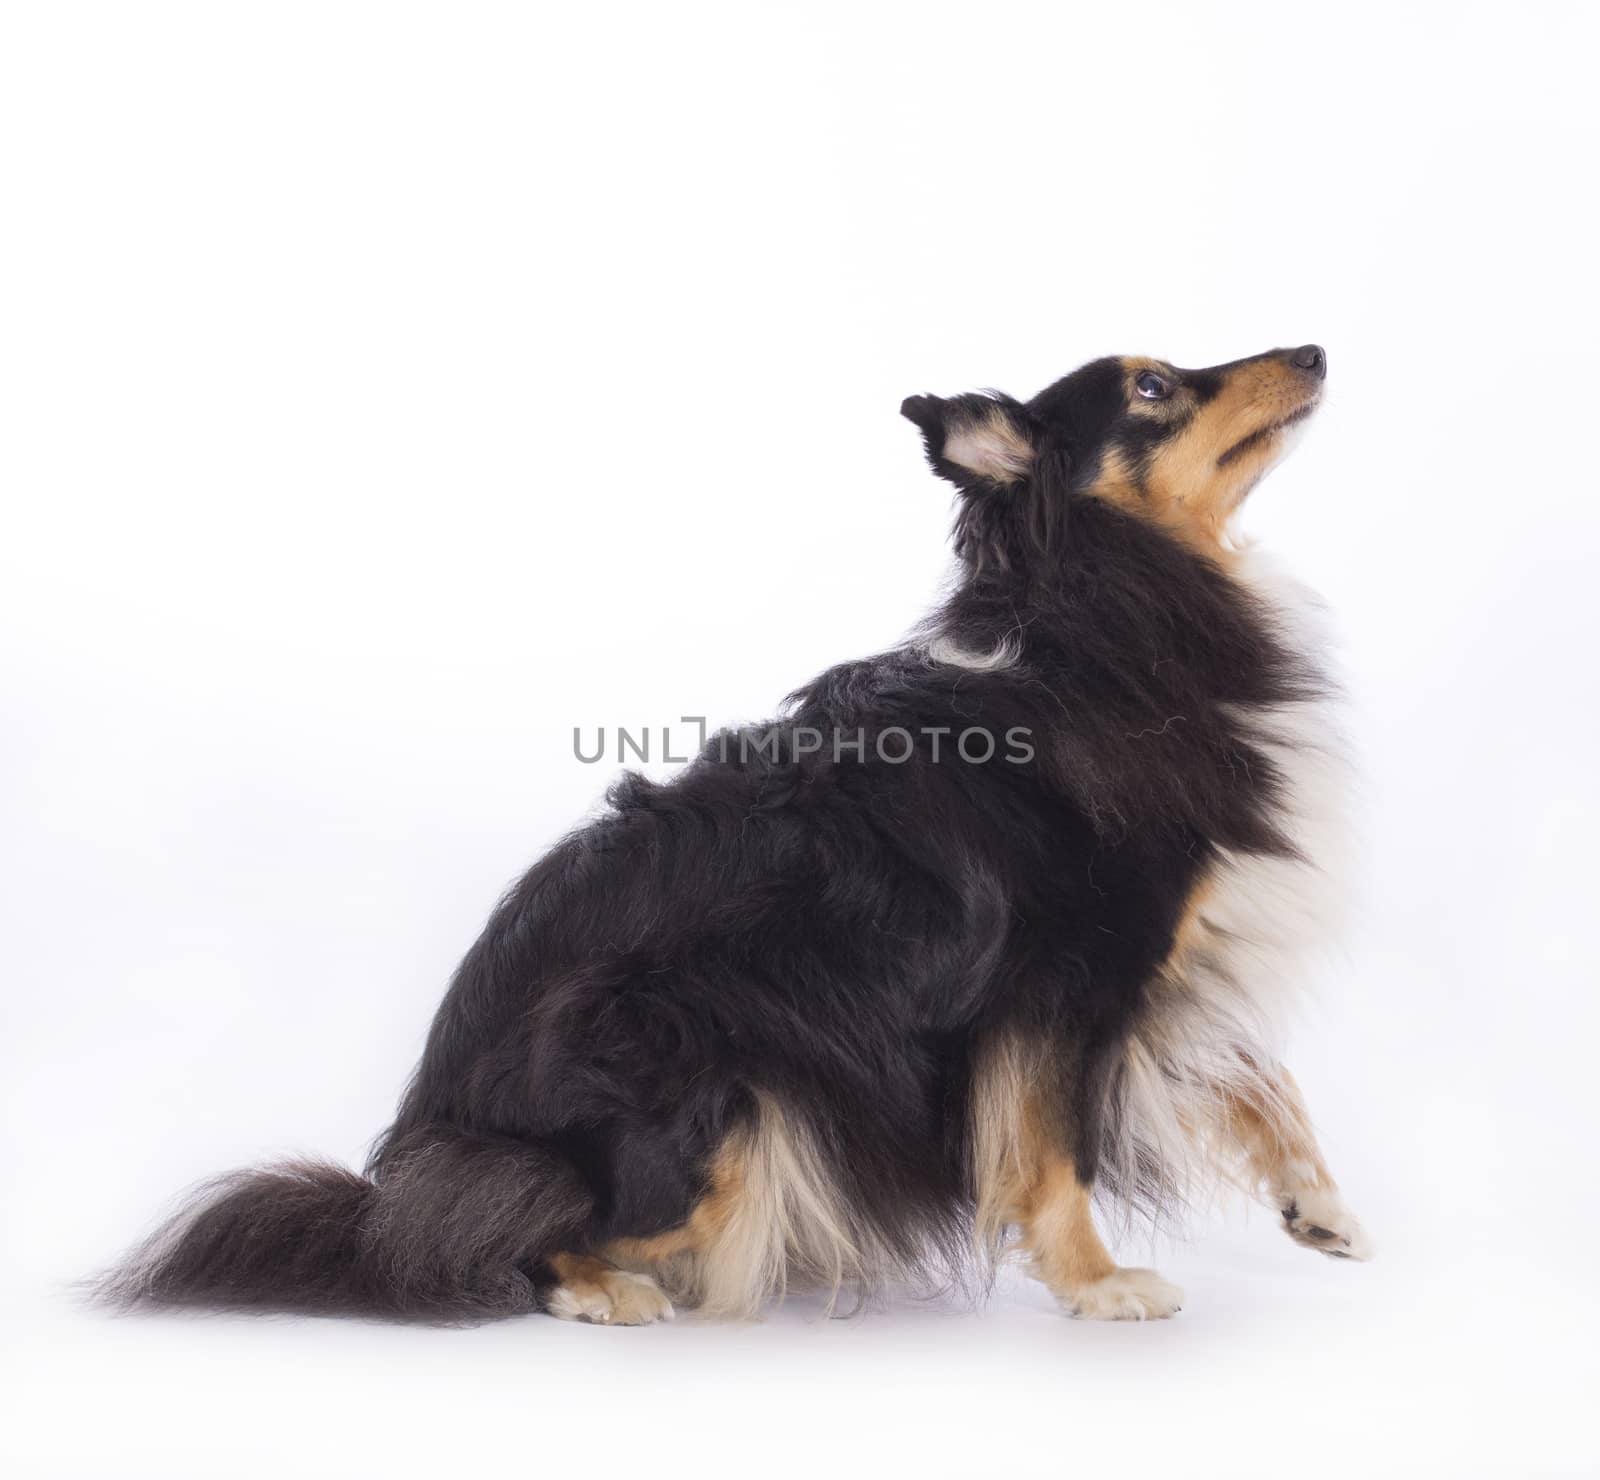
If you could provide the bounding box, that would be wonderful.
[94,1126,594,1322]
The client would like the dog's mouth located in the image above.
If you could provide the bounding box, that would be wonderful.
[1215,397,1321,469]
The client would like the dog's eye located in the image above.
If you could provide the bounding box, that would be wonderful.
[1135,371,1171,401]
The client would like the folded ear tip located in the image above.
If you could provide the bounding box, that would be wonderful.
[900,394,939,427]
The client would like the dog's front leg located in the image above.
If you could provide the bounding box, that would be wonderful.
[973,1033,1183,1319]
[1016,1155,1186,1320]
[1226,1061,1374,1260]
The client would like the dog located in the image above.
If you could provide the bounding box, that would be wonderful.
[99,344,1370,1325]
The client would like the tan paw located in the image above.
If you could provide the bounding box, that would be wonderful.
[547,1265,675,1326]
[1280,1184,1374,1261]
[1065,1267,1184,1321]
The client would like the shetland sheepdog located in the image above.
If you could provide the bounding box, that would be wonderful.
[99,344,1370,1325]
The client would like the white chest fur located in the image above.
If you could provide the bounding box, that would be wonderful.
[1103,544,1356,1229]
[1206,544,1355,1041]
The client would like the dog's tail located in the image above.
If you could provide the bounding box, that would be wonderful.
[92,1126,594,1322]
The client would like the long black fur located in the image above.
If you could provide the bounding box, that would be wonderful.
[97,350,1323,1322]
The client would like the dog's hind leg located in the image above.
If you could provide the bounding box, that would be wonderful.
[541,1252,675,1325]
[1224,1061,1373,1261]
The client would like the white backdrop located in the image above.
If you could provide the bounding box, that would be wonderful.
[3,3,1597,1476]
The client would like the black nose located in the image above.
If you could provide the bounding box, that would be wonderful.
[1290,343,1326,379]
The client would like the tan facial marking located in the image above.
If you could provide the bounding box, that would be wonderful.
[1085,355,1320,555]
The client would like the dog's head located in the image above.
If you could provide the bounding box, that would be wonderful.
[902,346,1326,568]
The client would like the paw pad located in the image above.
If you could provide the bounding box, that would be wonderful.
[1280,1194,1373,1261]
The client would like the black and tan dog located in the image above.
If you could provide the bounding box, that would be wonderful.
[101,345,1370,1325]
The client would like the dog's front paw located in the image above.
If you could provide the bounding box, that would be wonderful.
[1280,1186,1374,1261]
[1065,1267,1184,1321]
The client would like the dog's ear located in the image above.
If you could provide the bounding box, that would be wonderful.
[900,392,1035,491]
